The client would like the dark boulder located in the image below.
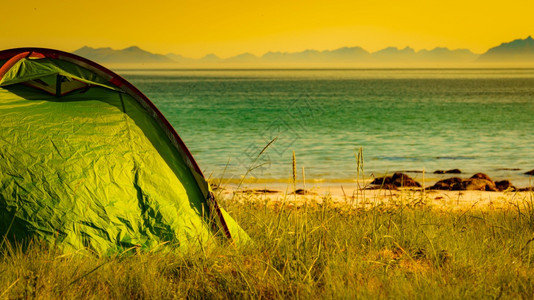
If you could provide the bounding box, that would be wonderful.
[391,172,422,187]
[495,180,516,191]
[460,178,498,191]
[470,173,493,181]
[292,189,317,195]
[434,169,462,174]
[368,172,421,189]
[525,169,534,175]
[428,177,463,190]
[370,176,393,186]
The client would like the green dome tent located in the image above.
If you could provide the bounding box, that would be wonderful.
[0,48,248,254]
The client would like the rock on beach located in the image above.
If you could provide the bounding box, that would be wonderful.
[369,172,421,190]
[428,173,515,192]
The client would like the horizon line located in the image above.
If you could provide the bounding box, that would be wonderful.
[77,44,485,60]
[74,35,534,60]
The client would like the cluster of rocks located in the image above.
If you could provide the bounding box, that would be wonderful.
[428,173,515,191]
[367,170,534,191]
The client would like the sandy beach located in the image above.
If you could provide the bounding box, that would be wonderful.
[213,177,533,211]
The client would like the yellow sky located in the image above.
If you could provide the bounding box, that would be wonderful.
[1,0,532,58]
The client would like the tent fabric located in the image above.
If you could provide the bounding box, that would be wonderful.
[0,48,248,254]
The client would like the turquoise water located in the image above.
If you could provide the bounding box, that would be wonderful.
[120,69,534,187]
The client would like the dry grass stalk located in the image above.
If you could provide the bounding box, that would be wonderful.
[292,151,297,197]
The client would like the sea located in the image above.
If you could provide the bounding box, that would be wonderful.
[119,69,534,188]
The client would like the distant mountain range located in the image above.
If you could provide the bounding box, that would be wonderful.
[73,36,534,67]
[478,36,534,62]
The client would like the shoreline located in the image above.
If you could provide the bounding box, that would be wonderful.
[212,177,534,211]
[211,172,534,191]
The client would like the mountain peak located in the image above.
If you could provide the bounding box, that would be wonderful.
[72,46,172,64]
[478,36,534,62]
[77,46,94,51]
[200,54,221,62]
[202,53,220,59]
[122,46,142,51]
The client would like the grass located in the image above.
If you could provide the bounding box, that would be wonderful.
[1,192,534,299]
